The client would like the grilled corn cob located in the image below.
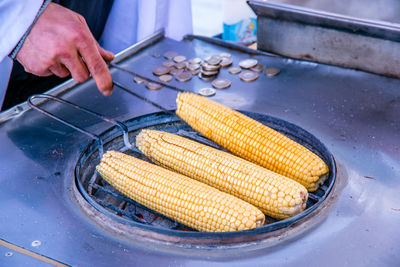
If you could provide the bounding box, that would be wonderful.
[176,92,329,192]
[137,130,308,219]
[96,151,265,232]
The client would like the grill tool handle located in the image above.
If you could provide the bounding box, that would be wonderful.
[112,80,176,116]
[109,62,186,93]
[27,94,135,158]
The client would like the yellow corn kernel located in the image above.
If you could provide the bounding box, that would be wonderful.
[176,92,329,191]
[96,151,265,232]
[137,130,308,219]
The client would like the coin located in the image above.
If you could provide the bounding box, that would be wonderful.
[220,57,233,68]
[190,69,200,76]
[133,76,146,84]
[169,67,184,76]
[212,78,231,89]
[146,82,163,90]
[187,63,200,71]
[153,65,170,76]
[189,57,202,64]
[198,73,215,81]
[162,60,175,68]
[240,70,259,82]
[201,70,219,76]
[239,58,258,69]
[159,74,173,83]
[265,67,281,77]
[173,55,187,63]
[175,61,187,69]
[201,63,220,71]
[207,55,222,66]
[219,52,232,58]
[198,87,216,97]
[228,66,241,74]
[164,51,178,60]
[251,64,264,73]
[175,71,192,82]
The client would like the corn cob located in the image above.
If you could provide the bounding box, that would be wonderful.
[137,130,308,219]
[96,151,265,232]
[176,92,329,192]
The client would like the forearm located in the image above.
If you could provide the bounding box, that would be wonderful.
[0,0,45,61]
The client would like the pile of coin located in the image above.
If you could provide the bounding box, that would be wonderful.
[199,57,220,81]
[187,57,201,76]
[199,53,233,82]
[138,50,282,93]
[144,51,200,83]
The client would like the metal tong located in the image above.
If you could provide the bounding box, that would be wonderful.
[27,94,135,158]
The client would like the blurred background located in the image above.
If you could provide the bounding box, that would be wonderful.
[191,0,257,44]
[192,0,223,37]
[191,0,400,41]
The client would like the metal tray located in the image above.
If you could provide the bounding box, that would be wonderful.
[248,0,400,77]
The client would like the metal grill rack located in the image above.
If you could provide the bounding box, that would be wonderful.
[82,122,332,231]
[73,106,336,235]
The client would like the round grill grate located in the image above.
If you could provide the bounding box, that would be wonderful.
[75,111,336,245]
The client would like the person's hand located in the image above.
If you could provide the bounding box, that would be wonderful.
[15,3,114,96]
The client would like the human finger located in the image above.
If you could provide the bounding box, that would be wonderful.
[61,51,90,83]
[49,64,70,78]
[78,40,113,95]
[75,17,113,95]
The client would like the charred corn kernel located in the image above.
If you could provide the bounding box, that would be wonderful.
[176,92,329,192]
[137,130,308,219]
[96,151,265,232]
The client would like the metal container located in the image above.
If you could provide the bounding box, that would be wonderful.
[0,31,399,266]
[248,0,400,78]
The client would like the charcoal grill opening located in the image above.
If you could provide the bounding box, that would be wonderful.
[74,110,336,248]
